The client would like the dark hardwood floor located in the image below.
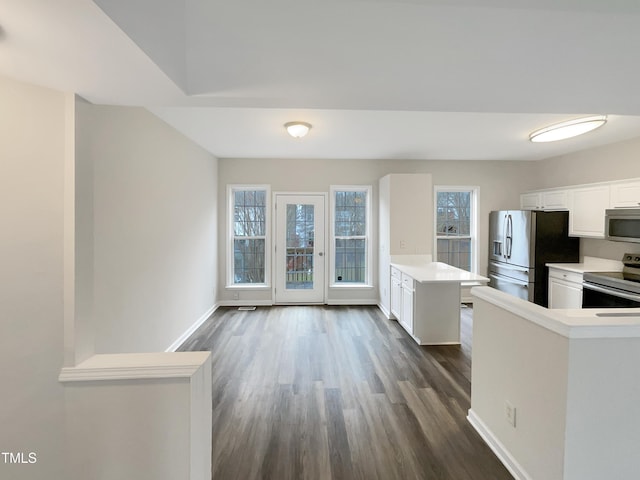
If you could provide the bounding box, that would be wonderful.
[179,305,512,480]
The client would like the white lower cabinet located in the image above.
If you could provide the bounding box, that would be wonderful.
[390,273,402,319]
[400,274,414,333]
[548,268,583,309]
[391,267,462,344]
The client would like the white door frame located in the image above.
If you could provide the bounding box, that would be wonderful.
[273,192,328,304]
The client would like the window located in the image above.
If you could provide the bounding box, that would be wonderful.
[228,186,269,285]
[331,186,372,285]
[435,187,478,273]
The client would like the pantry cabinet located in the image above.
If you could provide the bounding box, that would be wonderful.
[378,173,433,317]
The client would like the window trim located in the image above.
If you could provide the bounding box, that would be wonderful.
[329,185,373,288]
[227,184,271,288]
[434,186,479,274]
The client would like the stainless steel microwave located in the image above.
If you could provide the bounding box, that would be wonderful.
[605,209,640,243]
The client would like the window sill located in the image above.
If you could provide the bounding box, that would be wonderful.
[329,284,375,289]
[226,284,271,290]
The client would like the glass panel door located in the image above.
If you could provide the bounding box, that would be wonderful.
[285,203,315,289]
[275,194,325,303]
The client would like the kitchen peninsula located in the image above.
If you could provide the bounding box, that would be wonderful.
[469,286,640,480]
[390,257,488,344]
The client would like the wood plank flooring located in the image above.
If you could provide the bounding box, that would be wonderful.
[179,305,512,480]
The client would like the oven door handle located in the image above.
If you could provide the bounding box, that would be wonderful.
[583,282,640,303]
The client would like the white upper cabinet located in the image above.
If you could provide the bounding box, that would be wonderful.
[610,180,640,208]
[542,190,569,210]
[520,192,541,210]
[522,177,640,238]
[568,185,610,238]
[520,190,568,210]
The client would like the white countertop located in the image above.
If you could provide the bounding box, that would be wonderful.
[546,256,624,274]
[391,260,489,284]
[472,286,640,339]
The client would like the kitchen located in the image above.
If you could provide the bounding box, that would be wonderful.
[4,2,640,480]
[471,170,640,479]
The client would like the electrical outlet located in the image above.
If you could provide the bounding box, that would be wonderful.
[233,292,240,300]
[505,401,516,428]
[400,240,406,249]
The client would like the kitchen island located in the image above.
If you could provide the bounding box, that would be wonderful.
[389,258,488,345]
[469,286,640,480]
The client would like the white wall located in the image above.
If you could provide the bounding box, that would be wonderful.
[471,289,640,480]
[80,104,218,354]
[218,158,534,304]
[564,337,640,480]
[62,352,212,480]
[71,96,96,365]
[0,76,220,479]
[0,76,67,479]
[470,297,569,479]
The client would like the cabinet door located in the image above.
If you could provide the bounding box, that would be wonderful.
[610,181,640,208]
[548,277,583,309]
[400,287,414,334]
[390,277,402,319]
[542,190,568,210]
[520,193,541,210]
[568,185,610,238]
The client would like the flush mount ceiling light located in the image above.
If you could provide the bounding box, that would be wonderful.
[529,115,607,143]
[285,121,312,138]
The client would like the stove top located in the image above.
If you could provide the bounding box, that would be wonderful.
[583,253,640,295]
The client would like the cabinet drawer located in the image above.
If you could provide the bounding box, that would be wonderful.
[549,268,583,285]
[401,273,414,289]
[391,266,402,280]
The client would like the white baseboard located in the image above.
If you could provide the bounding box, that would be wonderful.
[467,409,531,480]
[326,299,379,306]
[377,303,394,319]
[217,300,273,307]
[166,304,219,352]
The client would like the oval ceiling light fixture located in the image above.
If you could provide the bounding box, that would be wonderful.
[529,115,607,143]
[285,121,312,138]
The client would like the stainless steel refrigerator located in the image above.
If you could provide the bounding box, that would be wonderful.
[489,210,579,306]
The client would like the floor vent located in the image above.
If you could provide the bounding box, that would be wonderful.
[238,306,256,311]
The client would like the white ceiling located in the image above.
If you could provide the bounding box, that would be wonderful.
[2,0,640,160]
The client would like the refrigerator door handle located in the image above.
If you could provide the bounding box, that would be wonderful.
[506,214,513,259]
[489,261,529,275]
[503,214,508,259]
[489,273,528,288]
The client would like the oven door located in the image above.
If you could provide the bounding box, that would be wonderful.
[582,281,640,308]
